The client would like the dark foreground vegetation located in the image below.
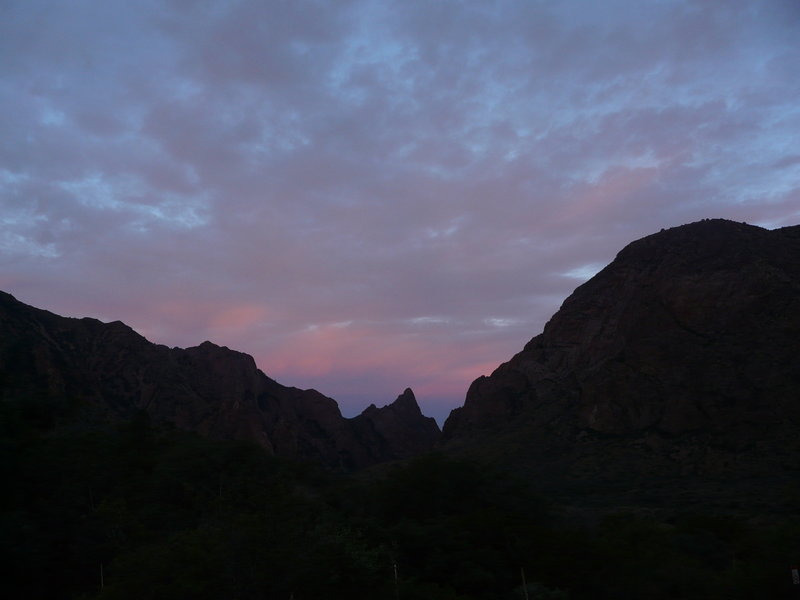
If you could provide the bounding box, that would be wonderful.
[2,402,799,599]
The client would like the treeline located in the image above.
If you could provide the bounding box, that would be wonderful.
[1,403,798,599]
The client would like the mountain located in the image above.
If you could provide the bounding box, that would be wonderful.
[442,219,800,511]
[5,219,800,599]
[352,387,441,461]
[4,218,799,509]
[0,290,439,469]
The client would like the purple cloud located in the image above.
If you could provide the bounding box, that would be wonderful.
[2,0,798,423]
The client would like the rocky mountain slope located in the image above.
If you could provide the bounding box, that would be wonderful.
[0,291,439,469]
[442,219,800,511]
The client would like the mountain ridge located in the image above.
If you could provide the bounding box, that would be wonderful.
[0,289,440,469]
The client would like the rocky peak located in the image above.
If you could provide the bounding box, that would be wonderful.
[364,387,424,417]
[352,388,441,461]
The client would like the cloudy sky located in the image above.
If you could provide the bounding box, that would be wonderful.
[2,0,798,423]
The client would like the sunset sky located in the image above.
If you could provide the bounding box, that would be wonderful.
[2,0,798,423]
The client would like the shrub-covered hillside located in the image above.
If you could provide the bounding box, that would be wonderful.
[2,402,799,599]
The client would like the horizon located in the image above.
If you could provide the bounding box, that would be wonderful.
[2,1,799,423]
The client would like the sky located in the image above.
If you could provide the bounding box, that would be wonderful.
[2,0,799,424]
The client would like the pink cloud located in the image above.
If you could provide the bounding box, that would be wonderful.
[560,165,665,225]
[209,304,270,332]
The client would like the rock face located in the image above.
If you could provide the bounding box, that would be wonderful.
[442,220,800,509]
[351,388,441,462]
[0,291,440,469]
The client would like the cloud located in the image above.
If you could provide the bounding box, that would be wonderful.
[2,0,798,422]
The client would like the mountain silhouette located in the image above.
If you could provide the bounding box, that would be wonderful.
[3,218,799,512]
[0,290,439,469]
[442,219,800,511]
